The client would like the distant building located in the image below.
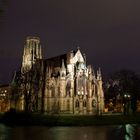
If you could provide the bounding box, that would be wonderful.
[12,36,104,115]
[0,84,11,112]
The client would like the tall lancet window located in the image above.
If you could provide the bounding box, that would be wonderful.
[51,85,55,97]
[83,100,87,107]
[92,99,96,107]
[62,73,65,77]
[67,100,70,111]
[66,79,71,96]
[77,75,88,95]
[75,100,79,108]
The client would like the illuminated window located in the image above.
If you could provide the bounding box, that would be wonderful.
[92,99,96,107]
[51,86,55,97]
[67,100,70,111]
[83,100,86,107]
[77,91,80,95]
[62,73,65,77]
[57,101,60,110]
[66,80,71,96]
[75,100,79,108]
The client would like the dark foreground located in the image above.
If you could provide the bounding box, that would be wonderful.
[0,111,140,126]
[0,125,139,140]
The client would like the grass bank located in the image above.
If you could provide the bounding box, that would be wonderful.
[0,112,140,126]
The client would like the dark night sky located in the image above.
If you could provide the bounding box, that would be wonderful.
[0,0,140,84]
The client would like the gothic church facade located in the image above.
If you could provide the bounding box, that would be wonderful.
[13,36,104,115]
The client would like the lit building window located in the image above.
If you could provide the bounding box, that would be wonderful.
[83,100,86,107]
[66,80,71,96]
[67,100,70,111]
[78,91,80,95]
[92,99,96,107]
[75,100,79,108]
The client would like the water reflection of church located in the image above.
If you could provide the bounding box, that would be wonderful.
[12,36,104,115]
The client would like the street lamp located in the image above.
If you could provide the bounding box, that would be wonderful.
[123,93,131,115]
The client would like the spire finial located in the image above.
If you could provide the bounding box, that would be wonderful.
[98,67,101,75]
[61,59,66,69]
[77,46,80,50]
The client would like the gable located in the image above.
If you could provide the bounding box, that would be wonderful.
[72,49,85,64]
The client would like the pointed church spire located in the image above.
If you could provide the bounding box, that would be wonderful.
[92,67,95,76]
[98,67,101,75]
[61,59,66,70]
[60,59,66,78]
[97,67,102,80]
[70,50,74,58]
[83,53,86,65]
[77,46,80,50]
[11,71,17,86]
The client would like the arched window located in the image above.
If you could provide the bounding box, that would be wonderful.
[75,100,79,108]
[67,100,70,111]
[66,80,71,96]
[57,101,60,110]
[51,86,55,97]
[92,99,96,107]
[58,87,60,97]
[62,72,65,77]
[83,100,87,107]
[77,75,88,96]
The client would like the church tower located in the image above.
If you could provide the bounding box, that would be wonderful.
[21,36,42,73]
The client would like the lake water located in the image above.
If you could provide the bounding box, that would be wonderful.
[0,124,140,140]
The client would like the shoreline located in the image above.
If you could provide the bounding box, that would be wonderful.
[0,112,140,126]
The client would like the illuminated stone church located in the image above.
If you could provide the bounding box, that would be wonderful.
[12,36,104,115]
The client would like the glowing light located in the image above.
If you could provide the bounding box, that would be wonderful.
[78,91,80,95]
[124,94,127,97]
[128,95,131,98]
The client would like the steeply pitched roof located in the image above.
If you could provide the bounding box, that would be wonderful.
[45,53,67,68]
